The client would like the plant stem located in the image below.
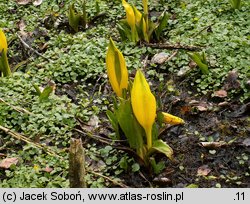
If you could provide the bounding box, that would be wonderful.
[146,127,152,149]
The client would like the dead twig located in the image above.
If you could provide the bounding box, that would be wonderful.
[0,98,33,115]
[17,34,51,62]
[86,168,129,188]
[191,23,215,38]
[144,42,203,51]
[139,171,153,187]
[165,50,178,62]
[0,125,61,158]
[88,12,107,25]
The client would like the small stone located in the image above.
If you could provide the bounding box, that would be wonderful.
[213,90,227,98]
[151,52,170,64]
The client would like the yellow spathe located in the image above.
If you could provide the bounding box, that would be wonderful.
[106,38,128,97]
[131,70,156,148]
[0,29,7,53]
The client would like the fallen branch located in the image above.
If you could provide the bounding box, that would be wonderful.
[0,98,33,115]
[144,42,203,51]
[86,168,129,188]
[0,125,60,158]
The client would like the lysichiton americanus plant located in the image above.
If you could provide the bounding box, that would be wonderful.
[118,0,169,43]
[68,1,87,32]
[68,0,102,33]
[0,29,11,77]
[106,38,184,167]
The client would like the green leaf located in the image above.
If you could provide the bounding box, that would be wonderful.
[106,110,120,139]
[149,139,173,160]
[39,86,53,102]
[81,0,87,28]
[149,157,165,174]
[154,12,169,41]
[131,163,140,172]
[188,52,209,75]
[119,156,128,171]
[95,0,100,14]
[116,99,144,156]
[33,84,42,96]
[186,184,199,188]
[117,21,132,41]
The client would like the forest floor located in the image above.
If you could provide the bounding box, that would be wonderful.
[0,0,249,187]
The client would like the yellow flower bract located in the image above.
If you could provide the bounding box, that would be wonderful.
[0,29,8,53]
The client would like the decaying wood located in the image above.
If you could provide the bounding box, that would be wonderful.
[69,138,86,188]
[144,42,203,51]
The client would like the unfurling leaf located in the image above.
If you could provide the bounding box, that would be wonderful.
[106,38,128,97]
[39,86,53,101]
[188,52,209,75]
[68,4,81,32]
[33,84,54,102]
[131,70,156,149]
[161,112,185,125]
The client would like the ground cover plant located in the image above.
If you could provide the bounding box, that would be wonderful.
[0,0,249,188]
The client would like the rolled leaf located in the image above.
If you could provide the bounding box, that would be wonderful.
[68,4,81,32]
[161,112,185,125]
[131,69,156,149]
[188,52,209,75]
[106,38,128,97]
[0,29,7,53]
